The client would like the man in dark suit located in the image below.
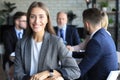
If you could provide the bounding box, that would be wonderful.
[2,11,27,80]
[78,8,118,80]
[54,11,80,46]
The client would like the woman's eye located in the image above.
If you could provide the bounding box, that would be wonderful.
[39,15,44,19]
[30,15,35,19]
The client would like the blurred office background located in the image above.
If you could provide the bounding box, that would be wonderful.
[0,0,120,79]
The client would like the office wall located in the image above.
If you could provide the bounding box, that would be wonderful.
[0,0,87,27]
[0,0,119,27]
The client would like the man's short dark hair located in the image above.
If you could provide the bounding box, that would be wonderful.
[13,11,26,25]
[82,8,102,25]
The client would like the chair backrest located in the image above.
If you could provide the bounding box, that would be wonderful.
[0,44,5,54]
[117,51,120,63]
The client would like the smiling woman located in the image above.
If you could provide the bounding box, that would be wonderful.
[14,1,80,80]
[29,7,48,34]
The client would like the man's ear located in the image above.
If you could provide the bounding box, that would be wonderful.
[85,21,92,33]
[85,21,89,29]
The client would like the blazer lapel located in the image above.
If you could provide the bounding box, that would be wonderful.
[12,27,18,40]
[24,36,32,74]
[65,26,69,41]
[38,32,49,71]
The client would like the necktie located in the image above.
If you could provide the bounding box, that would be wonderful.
[60,29,67,45]
[60,29,64,40]
[18,32,22,39]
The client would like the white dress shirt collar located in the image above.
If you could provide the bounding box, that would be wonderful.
[58,24,67,30]
[90,29,100,39]
[15,27,23,38]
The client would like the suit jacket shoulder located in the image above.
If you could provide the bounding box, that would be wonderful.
[79,28,118,80]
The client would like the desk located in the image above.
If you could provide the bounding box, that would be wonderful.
[72,52,85,58]
[72,52,85,64]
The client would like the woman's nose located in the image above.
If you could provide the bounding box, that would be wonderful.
[35,17,40,23]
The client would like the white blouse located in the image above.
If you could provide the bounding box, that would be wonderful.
[30,38,42,76]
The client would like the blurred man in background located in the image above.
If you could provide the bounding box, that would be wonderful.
[54,11,80,46]
[2,11,27,80]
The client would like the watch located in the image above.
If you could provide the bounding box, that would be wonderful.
[49,69,54,77]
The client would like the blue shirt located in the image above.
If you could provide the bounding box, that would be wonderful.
[15,27,23,39]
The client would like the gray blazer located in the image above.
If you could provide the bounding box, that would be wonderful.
[14,32,80,80]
